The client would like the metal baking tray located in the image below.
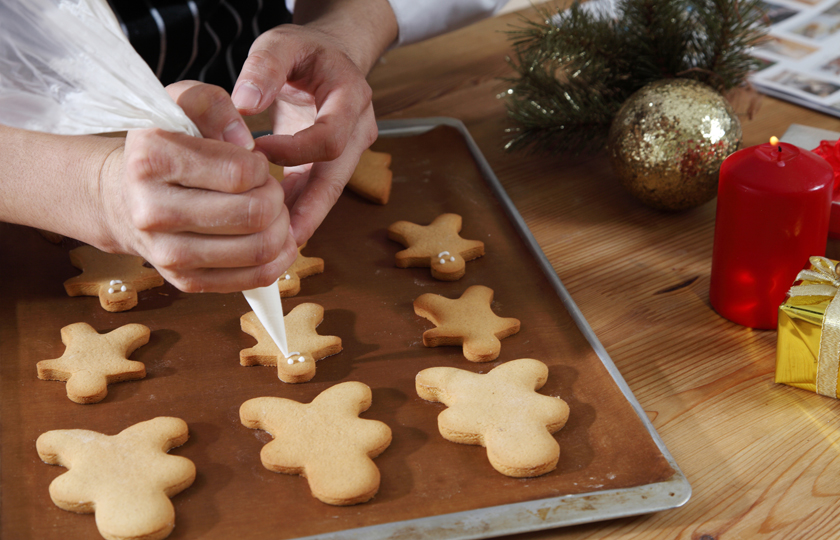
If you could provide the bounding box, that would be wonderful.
[0,117,690,540]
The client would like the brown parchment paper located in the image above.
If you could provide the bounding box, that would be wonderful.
[0,126,674,540]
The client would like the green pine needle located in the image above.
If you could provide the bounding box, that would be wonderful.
[503,0,766,155]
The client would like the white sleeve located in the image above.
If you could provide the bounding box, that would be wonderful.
[387,0,511,46]
[284,0,510,48]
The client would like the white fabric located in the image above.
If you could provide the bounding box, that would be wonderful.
[388,0,511,45]
[0,0,199,136]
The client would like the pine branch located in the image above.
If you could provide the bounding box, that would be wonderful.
[502,0,767,155]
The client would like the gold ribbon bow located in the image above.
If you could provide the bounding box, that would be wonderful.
[787,256,840,398]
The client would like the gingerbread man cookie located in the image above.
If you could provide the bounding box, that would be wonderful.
[64,245,164,312]
[387,213,484,281]
[240,381,392,505]
[277,244,324,297]
[240,303,342,383]
[36,417,196,540]
[414,285,520,362]
[416,359,570,477]
[37,322,149,404]
[347,149,393,205]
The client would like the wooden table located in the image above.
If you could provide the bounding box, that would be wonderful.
[361,4,840,540]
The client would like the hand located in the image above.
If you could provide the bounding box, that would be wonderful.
[231,20,387,246]
[99,81,298,293]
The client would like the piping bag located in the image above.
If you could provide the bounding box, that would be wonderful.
[242,283,290,358]
[0,0,291,356]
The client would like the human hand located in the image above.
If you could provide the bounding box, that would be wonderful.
[231,23,380,246]
[98,81,298,293]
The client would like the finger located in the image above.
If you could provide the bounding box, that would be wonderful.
[165,81,254,149]
[278,164,312,210]
[154,232,300,294]
[144,208,291,271]
[231,30,293,114]
[126,129,272,194]
[130,175,285,236]
[254,80,375,166]
[285,107,376,245]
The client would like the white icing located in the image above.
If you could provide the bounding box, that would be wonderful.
[436,251,456,264]
[284,274,291,280]
[108,287,114,294]
[120,285,127,292]
[284,351,304,364]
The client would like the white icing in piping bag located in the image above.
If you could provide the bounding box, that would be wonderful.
[243,280,290,359]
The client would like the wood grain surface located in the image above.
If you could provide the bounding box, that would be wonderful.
[356,3,840,540]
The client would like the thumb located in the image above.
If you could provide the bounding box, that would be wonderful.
[231,39,290,114]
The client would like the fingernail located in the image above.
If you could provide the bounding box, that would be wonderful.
[223,119,255,150]
[232,81,262,110]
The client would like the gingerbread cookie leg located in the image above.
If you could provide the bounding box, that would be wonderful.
[240,381,392,505]
[36,417,195,540]
[416,359,569,477]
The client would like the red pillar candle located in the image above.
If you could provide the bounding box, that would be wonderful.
[710,138,833,329]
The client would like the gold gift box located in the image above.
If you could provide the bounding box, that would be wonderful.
[776,261,840,397]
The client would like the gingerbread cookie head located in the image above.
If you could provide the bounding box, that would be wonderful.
[277,244,324,298]
[416,359,570,477]
[36,417,195,540]
[346,149,393,205]
[414,285,520,362]
[239,303,342,383]
[36,322,149,404]
[240,381,392,506]
[387,213,484,281]
[64,245,164,312]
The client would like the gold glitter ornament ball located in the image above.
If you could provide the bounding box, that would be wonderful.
[607,78,742,211]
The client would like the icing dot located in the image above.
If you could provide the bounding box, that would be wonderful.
[439,258,446,264]
[108,287,114,294]
[450,256,455,262]
[120,285,127,292]
[287,358,294,365]
[298,357,305,363]
[284,274,291,280]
